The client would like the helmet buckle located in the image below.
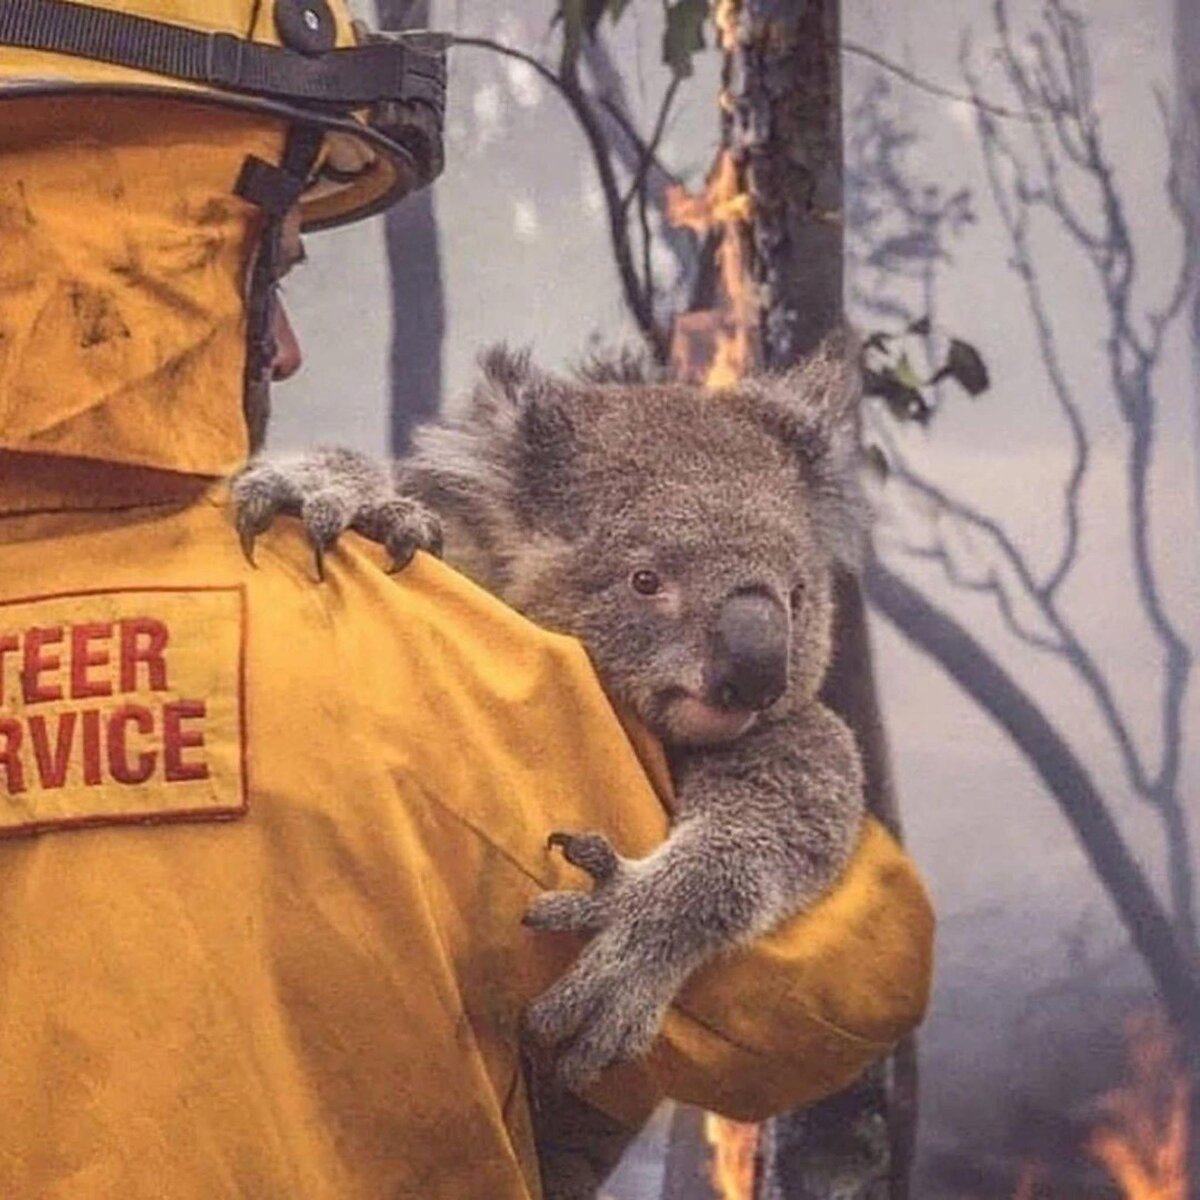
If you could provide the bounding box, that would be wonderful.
[205,32,244,88]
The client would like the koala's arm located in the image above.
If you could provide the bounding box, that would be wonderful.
[524,705,871,1088]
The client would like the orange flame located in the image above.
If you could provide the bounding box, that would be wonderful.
[704,1113,759,1200]
[712,0,741,52]
[666,150,758,390]
[1086,1012,1190,1200]
[1011,1011,1192,1199]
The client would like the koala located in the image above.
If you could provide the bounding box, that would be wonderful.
[231,336,867,1199]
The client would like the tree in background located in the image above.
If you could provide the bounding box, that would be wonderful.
[378,0,445,450]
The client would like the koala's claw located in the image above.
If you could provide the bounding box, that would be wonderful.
[233,466,292,567]
[238,519,260,568]
[548,831,619,883]
[300,491,356,581]
[525,832,623,933]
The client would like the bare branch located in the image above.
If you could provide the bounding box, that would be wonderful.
[617,73,682,317]
[963,35,1088,602]
[592,100,684,197]
[620,74,682,217]
[892,539,1065,655]
[1147,89,1200,351]
[879,419,1152,800]
[841,39,1042,123]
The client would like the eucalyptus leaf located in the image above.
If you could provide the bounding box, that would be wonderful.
[556,0,635,61]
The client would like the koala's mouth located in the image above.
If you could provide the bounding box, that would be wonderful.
[654,690,760,746]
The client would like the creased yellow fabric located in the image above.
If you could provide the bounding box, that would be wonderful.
[0,99,284,475]
[0,463,934,1198]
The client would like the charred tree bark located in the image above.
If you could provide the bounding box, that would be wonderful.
[724,3,913,1197]
[378,0,445,450]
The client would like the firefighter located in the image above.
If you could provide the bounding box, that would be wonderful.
[0,2,933,1196]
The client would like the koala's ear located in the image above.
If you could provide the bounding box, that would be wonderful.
[406,345,581,542]
[756,329,861,461]
[749,330,868,569]
[477,345,580,534]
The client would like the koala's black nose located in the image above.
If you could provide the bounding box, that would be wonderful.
[709,591,789,712]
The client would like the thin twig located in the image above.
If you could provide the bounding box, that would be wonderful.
[622,74,682,318]
[619,74,683,216]
[598,94,684,188]
[842,40,1043,123]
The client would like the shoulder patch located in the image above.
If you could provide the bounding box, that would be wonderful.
[0,587,247,837]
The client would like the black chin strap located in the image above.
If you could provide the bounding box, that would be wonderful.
[234,123,324,450]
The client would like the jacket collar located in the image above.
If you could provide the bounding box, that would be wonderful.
[0,451,215,519]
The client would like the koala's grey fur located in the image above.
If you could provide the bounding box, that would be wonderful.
[231,335,867,1199]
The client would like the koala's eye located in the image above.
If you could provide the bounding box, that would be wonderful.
[631,569,662,596]
[790,582,806,610]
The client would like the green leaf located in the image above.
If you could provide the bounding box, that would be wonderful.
[861,367,935,425]
[663,0,708,77]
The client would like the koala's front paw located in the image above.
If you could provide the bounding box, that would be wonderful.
[231,450,442,580]
[525,938,669,1089]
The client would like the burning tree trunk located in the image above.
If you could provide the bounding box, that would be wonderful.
[669,2,911,1196]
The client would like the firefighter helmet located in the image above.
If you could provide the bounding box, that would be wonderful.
[0,0,446,230]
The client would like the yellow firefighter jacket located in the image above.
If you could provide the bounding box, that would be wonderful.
[0,100,934,1200]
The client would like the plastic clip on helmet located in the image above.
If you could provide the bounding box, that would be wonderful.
[0,0,447,446]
